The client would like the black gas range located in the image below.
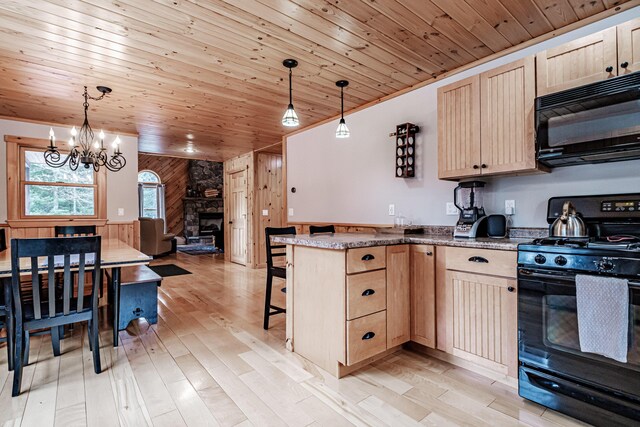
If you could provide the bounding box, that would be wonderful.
[517,194,640,427]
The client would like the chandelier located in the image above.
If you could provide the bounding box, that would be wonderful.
[45,86,126,172]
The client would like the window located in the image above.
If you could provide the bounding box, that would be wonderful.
[138,171,165,222]
[23,149,96,217]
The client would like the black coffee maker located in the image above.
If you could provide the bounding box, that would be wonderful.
[453,181,487,238]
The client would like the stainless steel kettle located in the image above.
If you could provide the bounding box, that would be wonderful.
[551,201,588,237]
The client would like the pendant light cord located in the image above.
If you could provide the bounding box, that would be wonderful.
[341,86,344,120]
[289,68,293,105]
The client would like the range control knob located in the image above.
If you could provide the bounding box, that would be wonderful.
[534,254,547,264]
[554,256,568,266]
[597,259,615,271]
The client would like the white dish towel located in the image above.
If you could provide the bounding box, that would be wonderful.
[576,274,629,363]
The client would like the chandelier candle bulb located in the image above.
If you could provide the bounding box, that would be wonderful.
[49,127,55,148]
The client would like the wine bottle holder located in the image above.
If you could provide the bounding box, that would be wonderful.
[391,122,419,178]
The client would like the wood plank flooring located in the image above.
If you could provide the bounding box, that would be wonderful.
[0,253,591,426]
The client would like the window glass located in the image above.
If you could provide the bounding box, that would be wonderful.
[138,171,160,183]
[25,185,95,216]
[25,151,93,184]
[142,186,159,218]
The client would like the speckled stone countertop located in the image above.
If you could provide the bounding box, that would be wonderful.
[272,233,534,251]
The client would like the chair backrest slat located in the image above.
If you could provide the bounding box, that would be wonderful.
[309,225,335,235]
[76,253,86,312]
[30,259,41,320]
[265,227,296,269]
[11,236,102,325]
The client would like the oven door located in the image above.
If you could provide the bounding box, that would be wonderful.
[518,268,640,396]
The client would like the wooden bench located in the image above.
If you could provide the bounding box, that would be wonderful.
[107,265,162,331]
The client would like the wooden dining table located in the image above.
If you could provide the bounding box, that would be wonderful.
[0,238,152,359]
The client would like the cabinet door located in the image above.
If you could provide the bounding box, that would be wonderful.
[536,27,617,96]
[386,245,410,347]
[480,57,536,175]
[437,75,481,179]
[618,17,640,75]
[410,245,436,348]
[446,271,518,377]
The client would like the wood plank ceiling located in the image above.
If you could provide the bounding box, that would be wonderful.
[0,0,634,161]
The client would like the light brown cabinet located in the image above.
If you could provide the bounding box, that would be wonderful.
[386,245,411,348]
[444,247,518,378]
[438,57,538,180]
[537,18,640,95]
[618,17,640,75]
[437,75,481,179]
[536,27,617,96]
[410,245,436,348]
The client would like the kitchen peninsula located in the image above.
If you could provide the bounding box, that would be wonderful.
[273,230,535,380]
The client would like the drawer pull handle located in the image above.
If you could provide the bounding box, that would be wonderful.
[426,251,433,256]
[362,332,376,340]
[362,289,375,297]
[507,286,515,293]
[361,254,375,261]
[468,256,489,263]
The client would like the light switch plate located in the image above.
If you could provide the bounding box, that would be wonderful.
[446,202,458,215]
[117,208,124,216]
[288,208,294,217]
[388,204,395,216]
[505,200,516,215]
[262,209,269,216]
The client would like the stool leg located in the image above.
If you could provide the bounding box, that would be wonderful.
[263,271,273,330]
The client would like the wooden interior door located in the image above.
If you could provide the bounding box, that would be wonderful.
[410,245,436,348]
[229,170,247,265]
[480,56,536,175]
[536,27,617,96]
[446,270,518,377]
[386,245,411,348]
[437,75,481,180]
[618,17,640,75]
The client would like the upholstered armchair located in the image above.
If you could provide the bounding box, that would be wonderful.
[139,218,175,256]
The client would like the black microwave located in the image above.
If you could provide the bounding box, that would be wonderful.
[535,71,640,167]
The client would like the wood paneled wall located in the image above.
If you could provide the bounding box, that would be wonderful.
[254,153,284,268]
[138,154,190,236]
[0,221,140,250]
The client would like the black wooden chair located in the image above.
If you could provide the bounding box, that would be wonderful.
[309,225,335,235]
[0,228,6,252]
[55,226,103,297]
[264,226,296,330]
[10,236,102,396]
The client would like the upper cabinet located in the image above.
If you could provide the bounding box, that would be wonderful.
[438,57,538,180]
[437,75,481,180]
[537,17,640,95]
[618,17,640,75]
[536,27,617,96]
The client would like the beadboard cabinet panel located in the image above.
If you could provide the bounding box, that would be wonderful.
[618,17,640,75]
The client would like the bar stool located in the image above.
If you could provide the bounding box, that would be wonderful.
[263,226,296,330]
[309,225,335,234]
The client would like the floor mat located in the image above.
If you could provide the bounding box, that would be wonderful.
[148,264,192,277]
[177,245,223,255]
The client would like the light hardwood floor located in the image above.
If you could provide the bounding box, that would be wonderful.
[0,252,591,427]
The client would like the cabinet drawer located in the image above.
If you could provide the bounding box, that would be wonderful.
[346,270,386,320]
[445,247,516,278]
[346,246,386,274]
[346,310,387,366]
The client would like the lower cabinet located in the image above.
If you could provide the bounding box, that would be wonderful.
[346,310,387,365]
[444,247,518,378]
[410,245,436,348]
[386,245,411,348]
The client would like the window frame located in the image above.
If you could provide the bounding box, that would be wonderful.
[5,135,107,225]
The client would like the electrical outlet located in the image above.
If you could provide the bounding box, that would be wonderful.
[446,202,458,216]
[388,204,395,216]
[117,208,124,216]
[505,200,516,215]
[288,208,294,217]
[262,209,269,216]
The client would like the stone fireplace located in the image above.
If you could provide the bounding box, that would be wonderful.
[183,159,224,243]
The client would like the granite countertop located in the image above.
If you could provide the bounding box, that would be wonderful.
[272,233,533,251]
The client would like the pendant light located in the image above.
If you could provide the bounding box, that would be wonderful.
[335,80,350,138]
[282,59,299,127]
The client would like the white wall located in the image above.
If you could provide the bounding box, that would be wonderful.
[287,7,640,229]
[0,118,139,222]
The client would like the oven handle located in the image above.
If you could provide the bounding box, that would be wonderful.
[519,268,640,289]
